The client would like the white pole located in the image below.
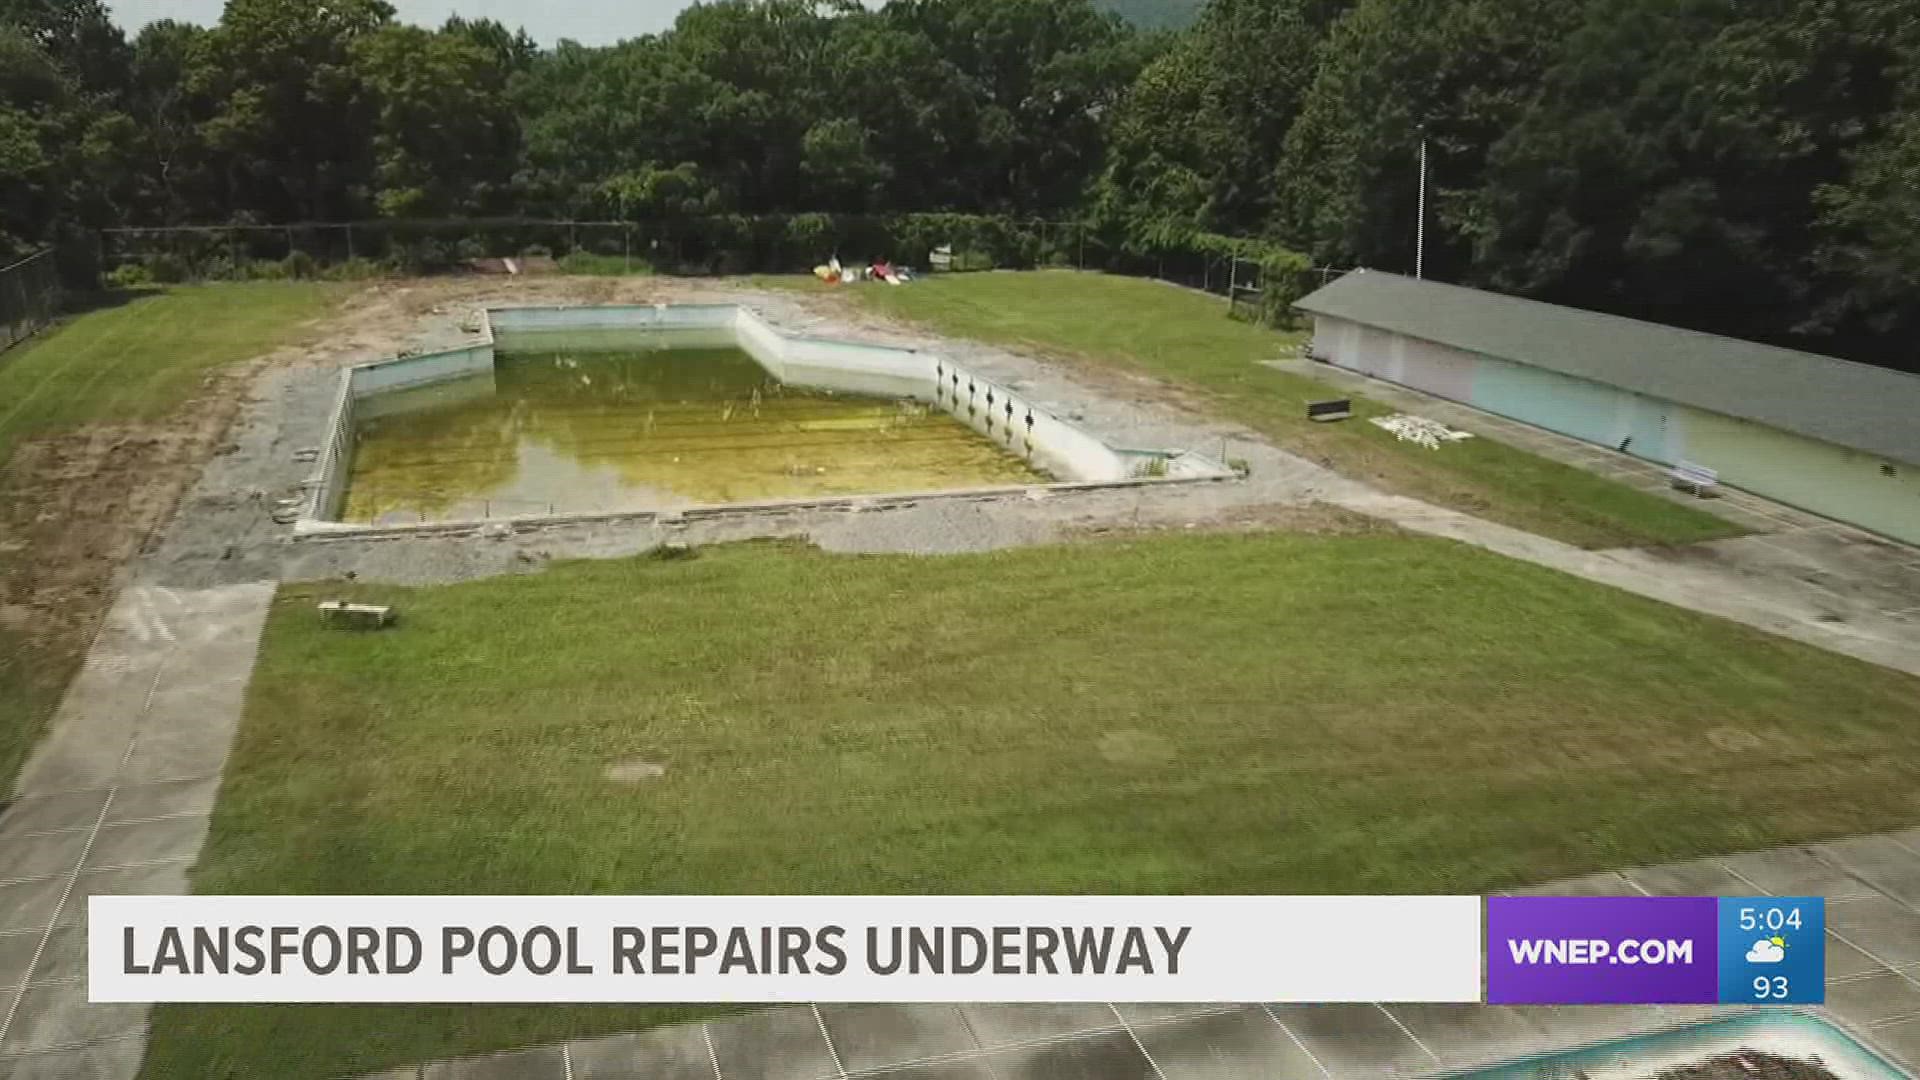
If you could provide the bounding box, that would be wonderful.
[1416,137,1428,280]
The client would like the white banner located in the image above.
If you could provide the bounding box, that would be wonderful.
[90,895,1482,1003]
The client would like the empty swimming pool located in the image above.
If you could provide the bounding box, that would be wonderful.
[344,336,1042,525]
[297,304,1232,535]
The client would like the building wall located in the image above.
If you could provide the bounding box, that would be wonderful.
[1682,409,1920,544]
[1308,313,1920,544]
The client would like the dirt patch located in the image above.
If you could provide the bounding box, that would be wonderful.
[1654,1051,1838,1080]
[0,303,352,780]
[605,759,668,784]
[1064,501,1395,542]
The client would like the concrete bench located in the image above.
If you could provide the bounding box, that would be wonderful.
[319,601,395,629]
[1670,461,1720,497]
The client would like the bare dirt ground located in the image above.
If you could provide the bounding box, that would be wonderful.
[0,310,348,776]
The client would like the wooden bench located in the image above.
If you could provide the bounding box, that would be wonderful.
[1307,398,1353,423]
[929,245,953,273]
[1670,461,1719,497]
[319,601,395,629]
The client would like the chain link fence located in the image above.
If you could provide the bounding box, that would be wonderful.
[0,250,61,355]
[98,215,1323,324]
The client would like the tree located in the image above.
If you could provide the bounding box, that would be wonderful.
[192,0,395,221]
[1465,0,1906,345]
[1275,0,1578,274]
[356,24,520,217]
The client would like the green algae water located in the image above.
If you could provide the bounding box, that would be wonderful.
[342,344,1042,525]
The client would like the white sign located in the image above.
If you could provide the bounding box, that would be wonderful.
[90,895,1482,1003]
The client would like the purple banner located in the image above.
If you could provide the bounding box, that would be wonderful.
[1487,896,1719,1004]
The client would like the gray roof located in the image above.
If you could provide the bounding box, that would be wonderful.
[1295,270,1920,465]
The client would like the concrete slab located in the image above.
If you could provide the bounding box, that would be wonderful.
[49,856,194,930]
[0,1034,146,1080]
[978,1030,1156,1080]
[1263,1005,1435,1076]
[704,1008,839,1080]
[1382,1004,1606,1068]
[1720,848,1876,898]
[957,1004,1116,1050]
[0,831,87,887]
[0,792,107,838]
[1829,933,1895,980]
[1818,836,1920,906]
[1134,1005,1325,1079]
[1864,1016,1920,1071]
[1507,871,1643,897]
[1829,896,1920,967]
[8,927,85,991]
[0,879,66,937]
[100,779,220,827]
[855,1055,995,1080]
[815,1004,977,1073]
[81,816,208,872]
[420,1046,567,1080]
[567,1025,717,1080]
[0,981,146,1053]
[1111,1003,1231,1027]
[1622,858,1765,897]
[1824,971,1920,1025]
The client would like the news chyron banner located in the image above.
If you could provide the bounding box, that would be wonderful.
[89,895,1824,1004]
[91,896,1484,1003]
[1486,895,1825,1006]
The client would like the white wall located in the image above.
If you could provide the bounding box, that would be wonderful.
[349,344,494,397]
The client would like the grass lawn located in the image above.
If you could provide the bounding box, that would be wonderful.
[0,282,346,784]
[148,533,1920,1078]
[778,271,1738,550]
[0,282,346,465]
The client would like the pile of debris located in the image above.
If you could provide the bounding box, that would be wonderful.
[1369,412,1475,450]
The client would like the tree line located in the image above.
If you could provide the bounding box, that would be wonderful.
[2,0,1915,369]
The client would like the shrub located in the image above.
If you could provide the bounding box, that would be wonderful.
[144,253,188,284]
[281,251,318,279]
[106,263,153,288]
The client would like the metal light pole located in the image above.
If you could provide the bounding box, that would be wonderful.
[1415,133,1429,280]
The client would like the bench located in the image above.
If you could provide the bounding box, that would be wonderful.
[1670,461,1719,497]
[929,245,953,273]
[319,601,395,629]
[1307,398,1353,423]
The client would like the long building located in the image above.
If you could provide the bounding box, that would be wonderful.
[1294,270,1920,545]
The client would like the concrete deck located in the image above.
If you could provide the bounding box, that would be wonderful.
[0,582,274,1079]
[350,831,1920,1080]
[1264,356,1920,678]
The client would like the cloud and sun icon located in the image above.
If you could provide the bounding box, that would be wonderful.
[1745,935,1788,963]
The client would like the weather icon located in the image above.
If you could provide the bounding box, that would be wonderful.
[1746,936,1787,964]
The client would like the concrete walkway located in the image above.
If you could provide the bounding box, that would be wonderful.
[0,582,274,1079]
[356,829,1920,1079]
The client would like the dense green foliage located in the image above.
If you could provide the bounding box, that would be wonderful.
[3,0,1916,367]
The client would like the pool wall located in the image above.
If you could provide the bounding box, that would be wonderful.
[297,303,1232,535]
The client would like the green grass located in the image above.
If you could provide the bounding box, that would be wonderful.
[0,282,346,465]
[147,533,1920,1078]
[790,270,1738,549]
[0,281,346,784]
[557,251,655,276]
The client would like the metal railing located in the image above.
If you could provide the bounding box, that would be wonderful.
[0,250,59,355]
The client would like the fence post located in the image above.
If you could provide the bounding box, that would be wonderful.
[345,223,355,261]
